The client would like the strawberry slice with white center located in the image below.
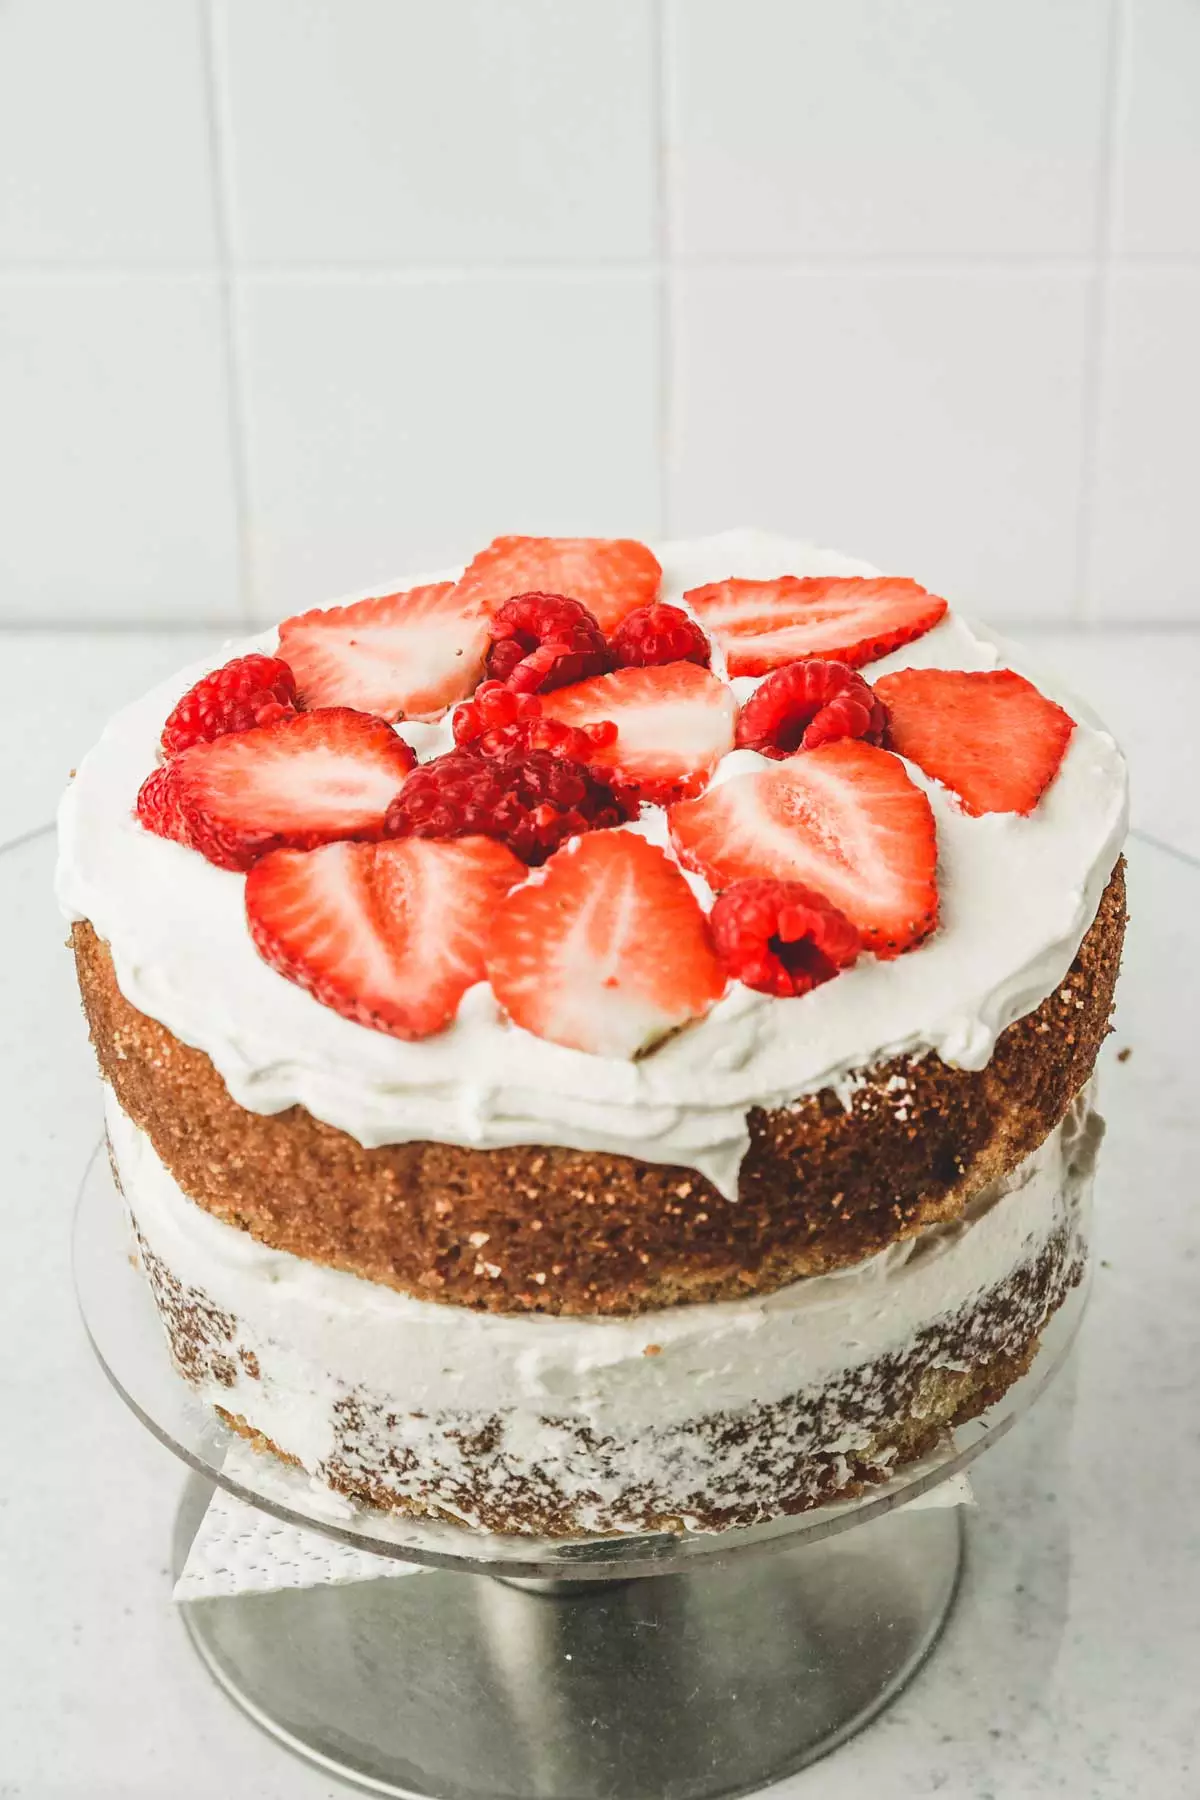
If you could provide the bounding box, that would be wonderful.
[540,662,737,803]
[669,740,938,957]
[174,707,416,871]
[874,667,1075,817]
[278,583,490,721]
[486,831,725,1058]
[684,575,948,677]
[453,535,662,635]
[247,836,526,1040]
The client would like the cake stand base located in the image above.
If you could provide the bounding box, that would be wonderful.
[173,1472,963,1800]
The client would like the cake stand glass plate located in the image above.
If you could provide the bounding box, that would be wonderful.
[49,827,1185,1800]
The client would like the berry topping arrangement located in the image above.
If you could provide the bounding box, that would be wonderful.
[131,535,1077,1054]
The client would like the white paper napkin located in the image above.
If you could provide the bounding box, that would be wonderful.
[173,1443,425,1600]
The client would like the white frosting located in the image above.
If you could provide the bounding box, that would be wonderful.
[58,532,1128,1196]
[108,1087,1097,1481]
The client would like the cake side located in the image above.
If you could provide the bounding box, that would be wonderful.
[74,858,1122,1315]
[107,1084,1096,1537]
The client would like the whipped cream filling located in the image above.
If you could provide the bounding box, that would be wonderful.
[59,532,1128,1194]
[107,1086,1098,1463]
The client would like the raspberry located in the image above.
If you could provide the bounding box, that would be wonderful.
[734,660,886,759]
[452,680,617,763]
[161,654,298,757]
[453,680,540,745]
[609,603,710,670]
[485,593,611,695]
[385,747,631,866]
[709,878,860,998]
[135,761,191,846]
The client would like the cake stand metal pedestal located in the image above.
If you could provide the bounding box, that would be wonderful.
[75,1145,1084,1800]
[173,1471,961,1800]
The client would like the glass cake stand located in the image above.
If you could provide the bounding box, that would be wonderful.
[74,1140,1088,1800]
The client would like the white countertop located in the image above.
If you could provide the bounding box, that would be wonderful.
[3,628,1198,1800]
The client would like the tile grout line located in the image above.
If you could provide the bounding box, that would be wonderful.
[1072,0,1131,626]
[11,252,1200,283]
[0,820,57,859]
[198,0,257,630]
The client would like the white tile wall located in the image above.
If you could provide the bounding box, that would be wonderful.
[0,0,217,265]
[672,269,1091,623]
[1113,0,1200,255]
[666,0,1111,257]
[237,272,660,618]
[0,278,241,625]
[215,0,657,265]
[1,0,1198,629]
[1090,271,1200,621]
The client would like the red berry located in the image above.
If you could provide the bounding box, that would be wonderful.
[735,660,887,758]
[160,654,297,757]
[452,680,617,763]
[278,583,490,722]
[610,603,711,670]
[453,680,540,744]
[385,746,631,866]
[486,832,725,1059]
[454,535,662,635]
[709,878,860,998]
[173,708,417,871]
[874,667,1075,817]
[685,574,948,678]
[485,593,611,695]
[669,740,938,958]
[541,662,737,803]
[246,836,526,1041]
[135,761,191,846]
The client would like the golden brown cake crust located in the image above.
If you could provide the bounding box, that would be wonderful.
[72,857,1124,1317]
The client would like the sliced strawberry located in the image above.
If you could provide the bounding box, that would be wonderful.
[669,740,938,957]
[875,668,1075,817]
[278,583,490,722]
[247,836,525,1040]
[540,662,737,803]
[685,575,947,677]
[174,708,416,871]
[486,831,725,1059]
[453,536,662,635]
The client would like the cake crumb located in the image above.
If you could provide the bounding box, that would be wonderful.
[643,1343,662,1356]
[1116,1045,1132,1063]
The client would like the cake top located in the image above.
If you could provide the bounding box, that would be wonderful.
[57,530,1128,1195]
